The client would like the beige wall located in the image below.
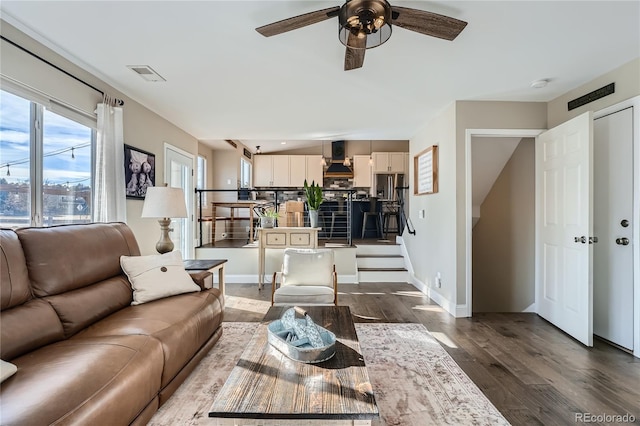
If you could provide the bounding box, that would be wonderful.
[404,103,458,305]
[548,58,640,128]
[1,20,199,255]
[472,138,535,312]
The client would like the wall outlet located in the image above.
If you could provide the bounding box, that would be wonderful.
[435,272,442,288]
[419,209,426,219]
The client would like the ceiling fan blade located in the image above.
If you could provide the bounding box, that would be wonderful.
[256,6,340,37]
[344,32,366,71]
[391,6,467,41]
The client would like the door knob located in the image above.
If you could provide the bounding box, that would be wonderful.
[574,236,586,244]
[616,237,630,246]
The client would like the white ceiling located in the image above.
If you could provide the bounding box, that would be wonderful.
[2,1,639,153]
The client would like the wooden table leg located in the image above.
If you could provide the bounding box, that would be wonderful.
[230,207,234,240]
[212,205,217,246]
[249,208,254,243]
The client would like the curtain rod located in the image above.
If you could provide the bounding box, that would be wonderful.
[1,35,124,106]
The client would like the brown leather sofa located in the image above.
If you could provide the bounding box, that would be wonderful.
[0,222,224,425]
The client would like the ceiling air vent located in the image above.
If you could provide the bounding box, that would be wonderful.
[127,65,166,82]
[225,139,237,148]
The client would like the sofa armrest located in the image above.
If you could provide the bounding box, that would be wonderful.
[189,271,212,290]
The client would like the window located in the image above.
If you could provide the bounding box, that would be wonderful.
[197,154,207,205]
[240,158,252,188]
[0,89,94,228]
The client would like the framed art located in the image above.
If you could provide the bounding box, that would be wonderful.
[124,144,155,199]
[414,145,438,195]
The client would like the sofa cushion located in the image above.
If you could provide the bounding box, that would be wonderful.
[0,334,163,426]
[120,251,200,305]
[0,230,32,310]
[17,222,140,298]
[74,288,223,387]
[0,359,17,383]
[43,276,133,338]
[0,299,65,360]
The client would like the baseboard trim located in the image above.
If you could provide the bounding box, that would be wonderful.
[224,274,359,285]
[409,274,465,317]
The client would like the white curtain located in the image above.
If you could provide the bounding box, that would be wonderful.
[93,98,126,222]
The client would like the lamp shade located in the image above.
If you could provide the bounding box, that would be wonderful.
[141,186,188,218]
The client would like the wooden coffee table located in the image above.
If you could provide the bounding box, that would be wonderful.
[209,306,379,425]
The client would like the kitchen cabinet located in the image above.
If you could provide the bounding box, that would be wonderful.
[305,155,323,185]
[254,155,290,187]
[254,155,323,187]
[372,152,406,173]
[353,155,372,188]
[289,155,307,186]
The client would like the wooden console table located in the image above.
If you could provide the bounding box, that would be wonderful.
[257,227,318,290]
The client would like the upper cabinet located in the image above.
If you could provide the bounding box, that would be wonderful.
[254,155,290,187]
[353,155,372,187]
[372,152,406,173]
[254,155,323,187]
[305,155,323,185]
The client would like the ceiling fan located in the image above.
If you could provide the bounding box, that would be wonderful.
[256,0,467,71]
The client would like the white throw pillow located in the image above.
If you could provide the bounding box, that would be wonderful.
[120,251,200,305]
[1,359,17,383]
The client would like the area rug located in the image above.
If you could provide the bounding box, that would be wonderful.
[149,323,509,426]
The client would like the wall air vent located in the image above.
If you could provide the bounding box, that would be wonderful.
[126,65,166,82]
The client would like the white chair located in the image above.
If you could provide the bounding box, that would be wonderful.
[271,248,338,306]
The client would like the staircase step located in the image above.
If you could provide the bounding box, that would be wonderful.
[358,268,409,283]
[356,254,403,258]
[357,255,405,269]
[358,267,407,272]
[355,244,402,256]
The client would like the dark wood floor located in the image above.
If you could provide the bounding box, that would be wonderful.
[223,282,640,426]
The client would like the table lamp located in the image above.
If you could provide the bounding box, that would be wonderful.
[141,185,188,254]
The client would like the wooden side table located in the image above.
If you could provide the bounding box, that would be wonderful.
[256,227,318,290]
[183,259,227,296]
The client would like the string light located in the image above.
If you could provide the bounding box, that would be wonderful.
[71,147,75,159]
[6,164,9,176]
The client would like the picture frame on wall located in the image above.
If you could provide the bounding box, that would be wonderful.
[414,145,438,195]
[124,144,155,199]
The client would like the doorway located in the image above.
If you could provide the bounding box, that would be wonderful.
[465,97,639,357]
[164,143,195,258]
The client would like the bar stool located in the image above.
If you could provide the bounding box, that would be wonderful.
[361,197,383,239]
[383,201,401,238]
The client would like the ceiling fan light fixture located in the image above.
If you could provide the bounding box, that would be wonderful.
[338,0,392,49]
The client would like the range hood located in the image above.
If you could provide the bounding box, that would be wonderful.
[324,141,353,178]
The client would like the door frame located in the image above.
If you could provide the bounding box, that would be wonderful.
[593,96,640,357]
[164,142,196,259]
[464,129,545,317]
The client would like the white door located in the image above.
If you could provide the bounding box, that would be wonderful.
[165,144,195,258]
[536,111,593,346]
[594,107,634,349]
